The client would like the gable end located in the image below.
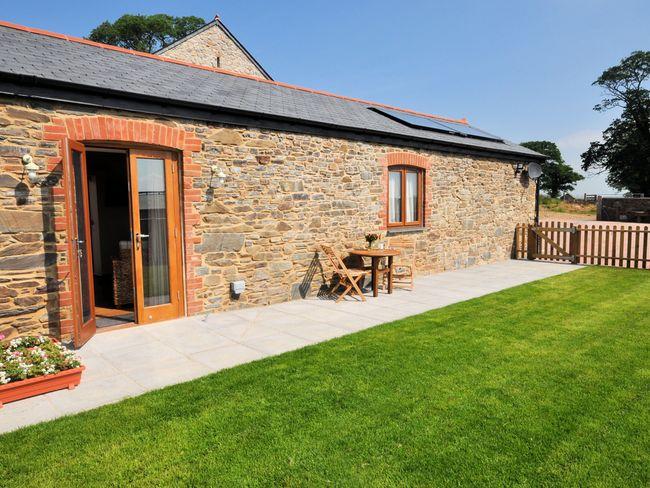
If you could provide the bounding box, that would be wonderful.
[156,18,272,80]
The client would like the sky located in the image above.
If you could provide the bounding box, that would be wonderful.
[4,0,649,196]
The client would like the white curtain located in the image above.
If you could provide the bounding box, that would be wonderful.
[389,171,402,223]
[405,171,418,222]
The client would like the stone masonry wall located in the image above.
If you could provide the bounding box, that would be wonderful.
[598,197,650,223]
[161,23,268,78]
[0,97,536,341]
[0,103,59,341]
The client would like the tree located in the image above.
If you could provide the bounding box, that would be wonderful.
[88,14,205,53]
[520,141,584,198]
[581,51,650,195]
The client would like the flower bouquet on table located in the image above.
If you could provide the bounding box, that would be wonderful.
[0,335,85,407]
[365,233,382,249]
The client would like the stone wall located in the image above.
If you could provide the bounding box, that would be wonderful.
[0,105,59,341]
[598,197,650,223]
[161,23,268,78]
[0,98,536,341]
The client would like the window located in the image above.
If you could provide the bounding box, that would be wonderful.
[388,166,424,227]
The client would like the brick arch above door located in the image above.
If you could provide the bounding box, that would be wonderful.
[42,115,204,335]
[44,116,202,152]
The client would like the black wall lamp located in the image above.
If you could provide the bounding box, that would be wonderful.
[512,162,526,176]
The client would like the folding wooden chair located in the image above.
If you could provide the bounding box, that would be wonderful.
[383,237,416,290]
[319,245,369,302]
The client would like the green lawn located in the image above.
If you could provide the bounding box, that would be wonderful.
[1,267,648,486]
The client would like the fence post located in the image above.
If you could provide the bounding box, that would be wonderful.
[569,225,580,264]
[527,224,537,260]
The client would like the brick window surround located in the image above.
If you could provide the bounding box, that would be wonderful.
[42,116,203,337]
[378,152,431,230]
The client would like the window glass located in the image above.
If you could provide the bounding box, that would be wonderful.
[388,167,424,227]
[405,171,419,222]
[389,171,402,223]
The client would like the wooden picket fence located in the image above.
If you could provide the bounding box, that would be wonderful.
[514,221,650,269]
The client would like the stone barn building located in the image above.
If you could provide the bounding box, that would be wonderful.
[0,18,545,347]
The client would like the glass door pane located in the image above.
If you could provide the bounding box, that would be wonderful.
[129,149,183,324]
[136,158,171,307]
[65,140,96,347]
[72,150,93,322]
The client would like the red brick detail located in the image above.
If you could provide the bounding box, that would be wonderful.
[379,152,431,170]
[53,216,67,231]
[59,319,73,336]
[378,152,432,230]
[48,116,188,150]
[42,116,205,338]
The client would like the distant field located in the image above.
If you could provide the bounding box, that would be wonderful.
[540,197,596,222]
[540,197,596,215]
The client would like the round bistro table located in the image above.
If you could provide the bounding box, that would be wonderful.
[349,248,401,297]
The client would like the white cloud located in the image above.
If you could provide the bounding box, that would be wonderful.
[556,129,621,196]
[557,129,602,156]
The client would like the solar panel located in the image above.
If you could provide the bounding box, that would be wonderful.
[373,107,458,133]
[371,107,503,142]
[437,119,503,141]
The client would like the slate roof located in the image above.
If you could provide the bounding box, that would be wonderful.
[0,23,545,160]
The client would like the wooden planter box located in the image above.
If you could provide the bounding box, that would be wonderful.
[0,366,85,408]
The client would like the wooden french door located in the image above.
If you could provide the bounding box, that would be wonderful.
[64,140,96,348]
[128,150,184,324]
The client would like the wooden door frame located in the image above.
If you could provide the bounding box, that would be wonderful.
[128,148,185,324]
[65,142,187,346]
[63,139,97,348]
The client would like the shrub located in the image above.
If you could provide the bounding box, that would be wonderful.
[0,336,81,385]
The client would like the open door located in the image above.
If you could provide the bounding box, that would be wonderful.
[63,140,97,347]
[128,149,184,324]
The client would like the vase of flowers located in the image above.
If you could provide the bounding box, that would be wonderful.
[365,233,381,249]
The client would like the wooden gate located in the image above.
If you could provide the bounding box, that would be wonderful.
[515,221,650,269]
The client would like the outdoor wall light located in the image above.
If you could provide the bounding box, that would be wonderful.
[209,165,227,188]
[22,153,41,185]
[21,153,58,187]
[512,162,526,176]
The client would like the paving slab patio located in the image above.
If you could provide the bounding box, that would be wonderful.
[0,260,578,434]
